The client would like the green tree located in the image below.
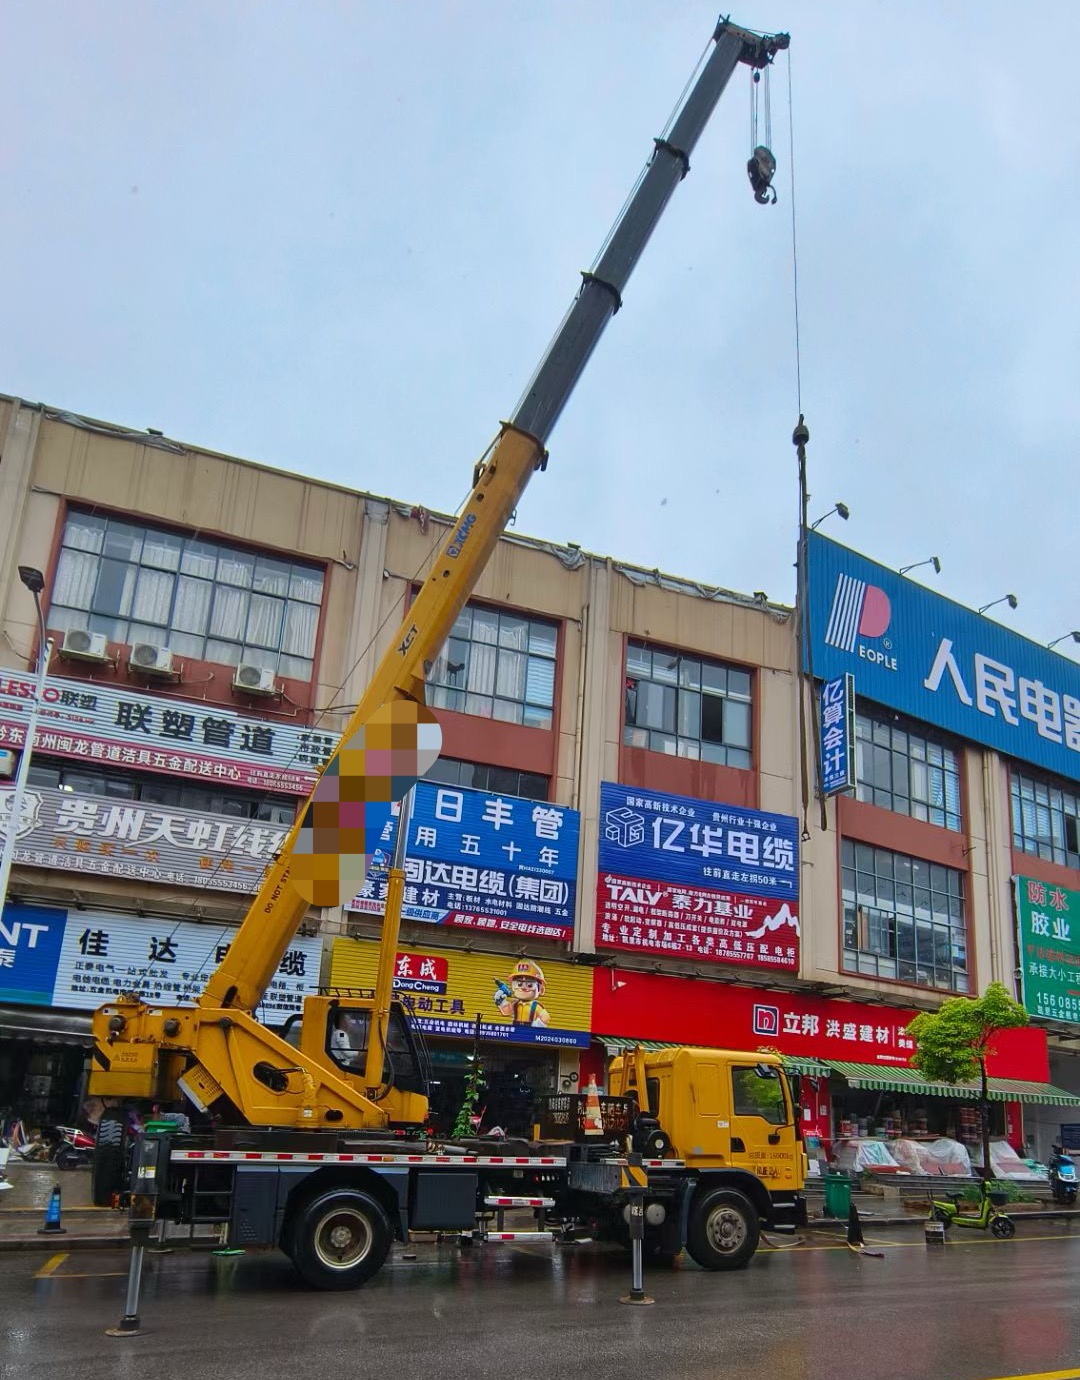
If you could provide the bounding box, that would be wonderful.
[906,982,1029,1180]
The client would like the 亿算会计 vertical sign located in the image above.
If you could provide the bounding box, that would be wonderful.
[596,782,799,970]
[1016,875,1080,1024]
[820,673,856,796]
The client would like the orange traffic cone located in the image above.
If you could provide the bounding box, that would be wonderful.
[582,1076,605,1136]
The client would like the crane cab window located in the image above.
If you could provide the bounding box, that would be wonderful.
[329,1011,372,1073]
[325,1006,426,1094]
[731,1064,789,1126]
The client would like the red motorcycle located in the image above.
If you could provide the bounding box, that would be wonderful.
[50,1125,95,1171]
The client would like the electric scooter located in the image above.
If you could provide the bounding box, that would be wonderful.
[1048,1145,1078,1205]
[928,1179,1016,1237]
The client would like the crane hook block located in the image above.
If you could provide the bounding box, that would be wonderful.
[747,146,778,205]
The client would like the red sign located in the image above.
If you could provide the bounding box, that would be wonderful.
[592,968,1049,1080]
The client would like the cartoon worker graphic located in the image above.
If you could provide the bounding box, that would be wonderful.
[494,959,550,1027]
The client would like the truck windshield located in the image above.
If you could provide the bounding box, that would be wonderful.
[731,1065,789,1126]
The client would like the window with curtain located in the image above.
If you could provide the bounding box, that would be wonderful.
[854,706,963,832]
[1010,766,1080,870]
[623,641,752,768]
[428,604,558,729]
[49,511,325,679]
[841,839,968,992]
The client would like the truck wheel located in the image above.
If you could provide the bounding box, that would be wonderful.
[686,1188,759,1271]
[288,1189,392,1290]
[91,1116,127,1206]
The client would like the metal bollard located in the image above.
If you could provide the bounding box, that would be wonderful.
[619,1185,654,1306]
[105,1240,146,1337]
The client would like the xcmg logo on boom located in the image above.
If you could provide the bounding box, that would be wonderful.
[447,512,477,558]
[824,573,897,670]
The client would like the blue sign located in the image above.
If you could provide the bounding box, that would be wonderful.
[806,532,1080,784]
[349,781,580,941]
[0,902,67,1005]
[820,673,856,796]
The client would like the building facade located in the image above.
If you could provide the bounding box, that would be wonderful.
[1,394,1076,1155]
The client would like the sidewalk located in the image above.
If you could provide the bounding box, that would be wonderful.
[0,1158,127,1251]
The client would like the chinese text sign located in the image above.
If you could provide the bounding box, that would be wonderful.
[820,674,856,796]
[1016,875,1080,1025]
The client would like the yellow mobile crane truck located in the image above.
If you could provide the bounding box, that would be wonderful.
[88,17,804,1292]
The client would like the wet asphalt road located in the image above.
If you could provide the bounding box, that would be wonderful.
[3,1226,1080,1380]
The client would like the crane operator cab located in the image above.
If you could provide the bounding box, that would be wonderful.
[280,994,431,1118]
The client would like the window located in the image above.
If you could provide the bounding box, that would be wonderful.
[731,1065,788,1125]
[428,605,558,729]
[27,757,296,825]
[1011,767,1080,869]
[841,840,968,992]
[49,511,324,679]
[424,757,549,802]
[854,708,962,831]
[623,642,752,768]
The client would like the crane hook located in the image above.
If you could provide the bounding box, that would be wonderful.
[747,146,778,205]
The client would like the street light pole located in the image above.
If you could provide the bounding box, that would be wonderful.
[0,567,53,918]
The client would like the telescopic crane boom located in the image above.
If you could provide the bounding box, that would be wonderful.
[89,19,790,1133]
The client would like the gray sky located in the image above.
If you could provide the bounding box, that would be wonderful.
[4,1,1078,655]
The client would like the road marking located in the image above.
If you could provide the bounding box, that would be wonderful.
[977,1371,1080,1380]
[794,1231,1080,1253]
[39,1271,128,1280]
[33,1253,68,1278]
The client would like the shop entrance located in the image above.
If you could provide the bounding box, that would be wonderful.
[425,1044,558,1137]
[0,1036,88,1134]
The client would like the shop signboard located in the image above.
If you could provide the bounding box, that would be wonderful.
[345,781,580,941]
[591,965,1050,1079]
[0,784,288,893]
[0,903,68,1005]
[330,939,593,1049]
[806,531,1080,784]
[819,673,856,796]
[596,781,799,970]
[0,670,335,794]
[0,903,319,1022]
[1015,874,1080,1025]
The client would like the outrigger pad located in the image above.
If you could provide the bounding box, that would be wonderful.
[290,700,442,907]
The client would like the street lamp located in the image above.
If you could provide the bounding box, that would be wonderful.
[978,594,1018,615]
[1049,631,1080,651]
[809,502,850,531]
[0,567,54,917]
[899,556,941,577]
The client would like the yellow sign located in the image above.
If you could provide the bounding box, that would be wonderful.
[330,940,594,1050]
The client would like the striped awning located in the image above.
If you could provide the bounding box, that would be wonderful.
[594,1037,830,1078]
[830,1061,1080,1106]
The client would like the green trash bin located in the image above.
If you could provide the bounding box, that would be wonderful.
[824,1172,852,1219]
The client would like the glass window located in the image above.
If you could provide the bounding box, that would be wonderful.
[424,757,549,801]
[854,706,962,831]
[48,511,324,680]
[731,1065,788,1125]
[428,604,558,730]
[1010,766,1080,871]
[841,839,967,991]
[25,755,297,824]
[624,642,752,769]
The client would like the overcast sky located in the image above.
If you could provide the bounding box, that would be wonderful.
[4,1,1078,658]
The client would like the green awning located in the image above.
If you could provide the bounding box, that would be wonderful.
[595,1037,830,1078]
[830,1061,1080,1106]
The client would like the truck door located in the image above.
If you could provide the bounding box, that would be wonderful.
[728,1063,800,1190]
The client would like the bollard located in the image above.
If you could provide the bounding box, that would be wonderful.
[36,1184,67,1236]
[924,1219,946,1248]
[619,1185,654,1306]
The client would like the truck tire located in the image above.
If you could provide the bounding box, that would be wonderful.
[91,1116,128,1206]
[685,1188,759,1271]
[287,1188,393,1291]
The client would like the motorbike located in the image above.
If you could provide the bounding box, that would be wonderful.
[1048,1145,1078,1205]
[50,1125,95,1170]
[928,1179,1016,1238]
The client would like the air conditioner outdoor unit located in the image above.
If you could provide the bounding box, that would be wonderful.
[130,642,176,676]
[232,663,278,696]
[60,628,110,663]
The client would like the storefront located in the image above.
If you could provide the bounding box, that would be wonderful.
[589,965,1076,1167]
[0,899,320,1131]
[329,938,595,1137]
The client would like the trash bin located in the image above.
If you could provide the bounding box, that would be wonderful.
[824,1173,852,1219]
